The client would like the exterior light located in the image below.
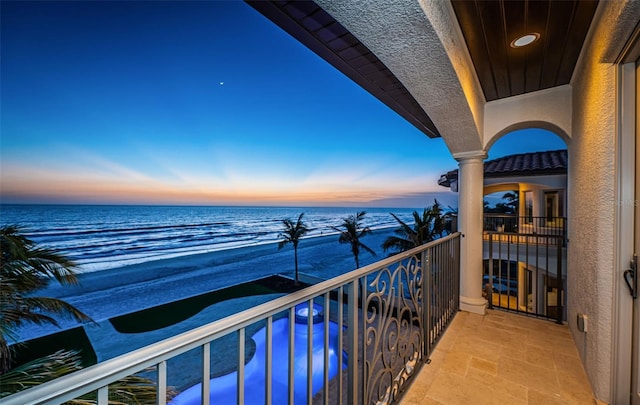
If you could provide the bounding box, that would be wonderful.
[510,33,539,48]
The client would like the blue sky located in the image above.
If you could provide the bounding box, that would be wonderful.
[0,1,566,208]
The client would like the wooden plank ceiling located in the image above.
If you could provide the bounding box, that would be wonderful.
[451,0,599,101]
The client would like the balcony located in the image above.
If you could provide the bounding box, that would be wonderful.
[482,215,568,323]
[483,214,567,240]
[2,232,596,405]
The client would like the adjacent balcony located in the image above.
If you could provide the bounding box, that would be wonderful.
[482,215,567,323]
[483,214,566,239]
[3,231,595,405]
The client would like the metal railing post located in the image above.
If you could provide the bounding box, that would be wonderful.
[556,236,564,324]
[422,248,430,357]
[202,343,210,405]
[488,232,494,299]
[347,279,358,405]
[157,361,167,405]
[237,329,245,405]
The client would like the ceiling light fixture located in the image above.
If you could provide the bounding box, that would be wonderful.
[510,33,540,48]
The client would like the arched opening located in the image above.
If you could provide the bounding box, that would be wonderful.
[483,127,568,321]
[483,127,567,230]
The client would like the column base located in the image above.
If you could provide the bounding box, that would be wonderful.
[460,296,487,315]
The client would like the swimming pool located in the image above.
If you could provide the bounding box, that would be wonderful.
[170,303,345,404]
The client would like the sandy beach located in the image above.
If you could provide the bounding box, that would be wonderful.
[23,228,397,342]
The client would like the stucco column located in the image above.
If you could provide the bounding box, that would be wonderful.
[455,151,487,315]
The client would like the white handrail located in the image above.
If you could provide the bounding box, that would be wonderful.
[3,233,460,405]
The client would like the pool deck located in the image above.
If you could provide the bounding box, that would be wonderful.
[400,309,601,405]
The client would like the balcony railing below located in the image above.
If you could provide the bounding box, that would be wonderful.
[3,233,461,405]
[483,214,566,238]
[484,232,565,323]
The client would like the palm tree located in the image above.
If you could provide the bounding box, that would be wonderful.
[1,350,177,402]
[382,199,447,255]
[278,213,309,284]
[0,225,93,373]
[332,211,376,268]
[0,225,177,403]
[502,191,519,214]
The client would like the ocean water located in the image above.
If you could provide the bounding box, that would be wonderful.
[0,205,419,272]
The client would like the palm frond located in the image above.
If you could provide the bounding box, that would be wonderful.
[383,200,448,254]
[70,372,178,405]
[333,212,375,268]
[0,225,95,373]
[358,242,377,257]
[1,226,79,287]
[0,350,84,397]
[0,350,177,404]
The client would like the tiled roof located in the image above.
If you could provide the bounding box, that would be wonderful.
[438,149,568,188]
[485,149,567,175]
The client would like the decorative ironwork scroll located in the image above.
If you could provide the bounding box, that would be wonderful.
[363,255,424,405]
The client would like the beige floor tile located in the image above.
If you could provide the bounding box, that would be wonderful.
[427,347,447,369]
[499,343,528,362]
[554,353,589,379]
[467,323,499,343]
[451,334,501,363]
[466,367,527,403]
[401,396,444,405]
[498,357,561,395]
[434,328,458,352]
[499,330,528,349]
[406,350,445,394]
[402,310,596,405]
[440,350,471,376]
[528,388,567,405]
[552,338,581,358]
[426,370,495,405]
[525,344,556,369]
[557,371,596,404]
[469,356,498,376]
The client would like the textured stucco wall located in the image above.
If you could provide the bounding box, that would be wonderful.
[484,86,572,148]
[568,1,640,400]
[569,61,616,401]
[315,0,483,154]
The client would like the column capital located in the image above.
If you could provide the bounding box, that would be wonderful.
[453,150,487,162]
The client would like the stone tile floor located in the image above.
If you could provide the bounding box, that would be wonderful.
[400,309,599,405]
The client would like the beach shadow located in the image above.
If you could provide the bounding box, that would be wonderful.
[110,275,307,333]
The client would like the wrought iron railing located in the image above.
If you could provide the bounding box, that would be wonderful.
[483,214,566,237]
[484,232,565,323]
[4,233,461,405]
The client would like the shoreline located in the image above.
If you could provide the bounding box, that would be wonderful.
[21,227,397,341]
[73,223,398,273]
[53,226,397,297]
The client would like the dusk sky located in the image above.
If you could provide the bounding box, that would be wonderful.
[0,1,566,208]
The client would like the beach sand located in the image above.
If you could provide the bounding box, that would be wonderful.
[22,228,396,341]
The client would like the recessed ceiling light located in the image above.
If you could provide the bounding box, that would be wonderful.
[510,33,540,48]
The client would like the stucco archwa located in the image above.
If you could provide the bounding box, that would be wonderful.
[315,0,483,155]
[484,86,572,151]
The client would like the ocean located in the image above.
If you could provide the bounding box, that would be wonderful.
[0,204,419,273]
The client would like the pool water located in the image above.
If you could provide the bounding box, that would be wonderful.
[170,303,346,404]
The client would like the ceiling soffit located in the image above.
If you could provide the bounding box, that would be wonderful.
[450,0,599,102]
